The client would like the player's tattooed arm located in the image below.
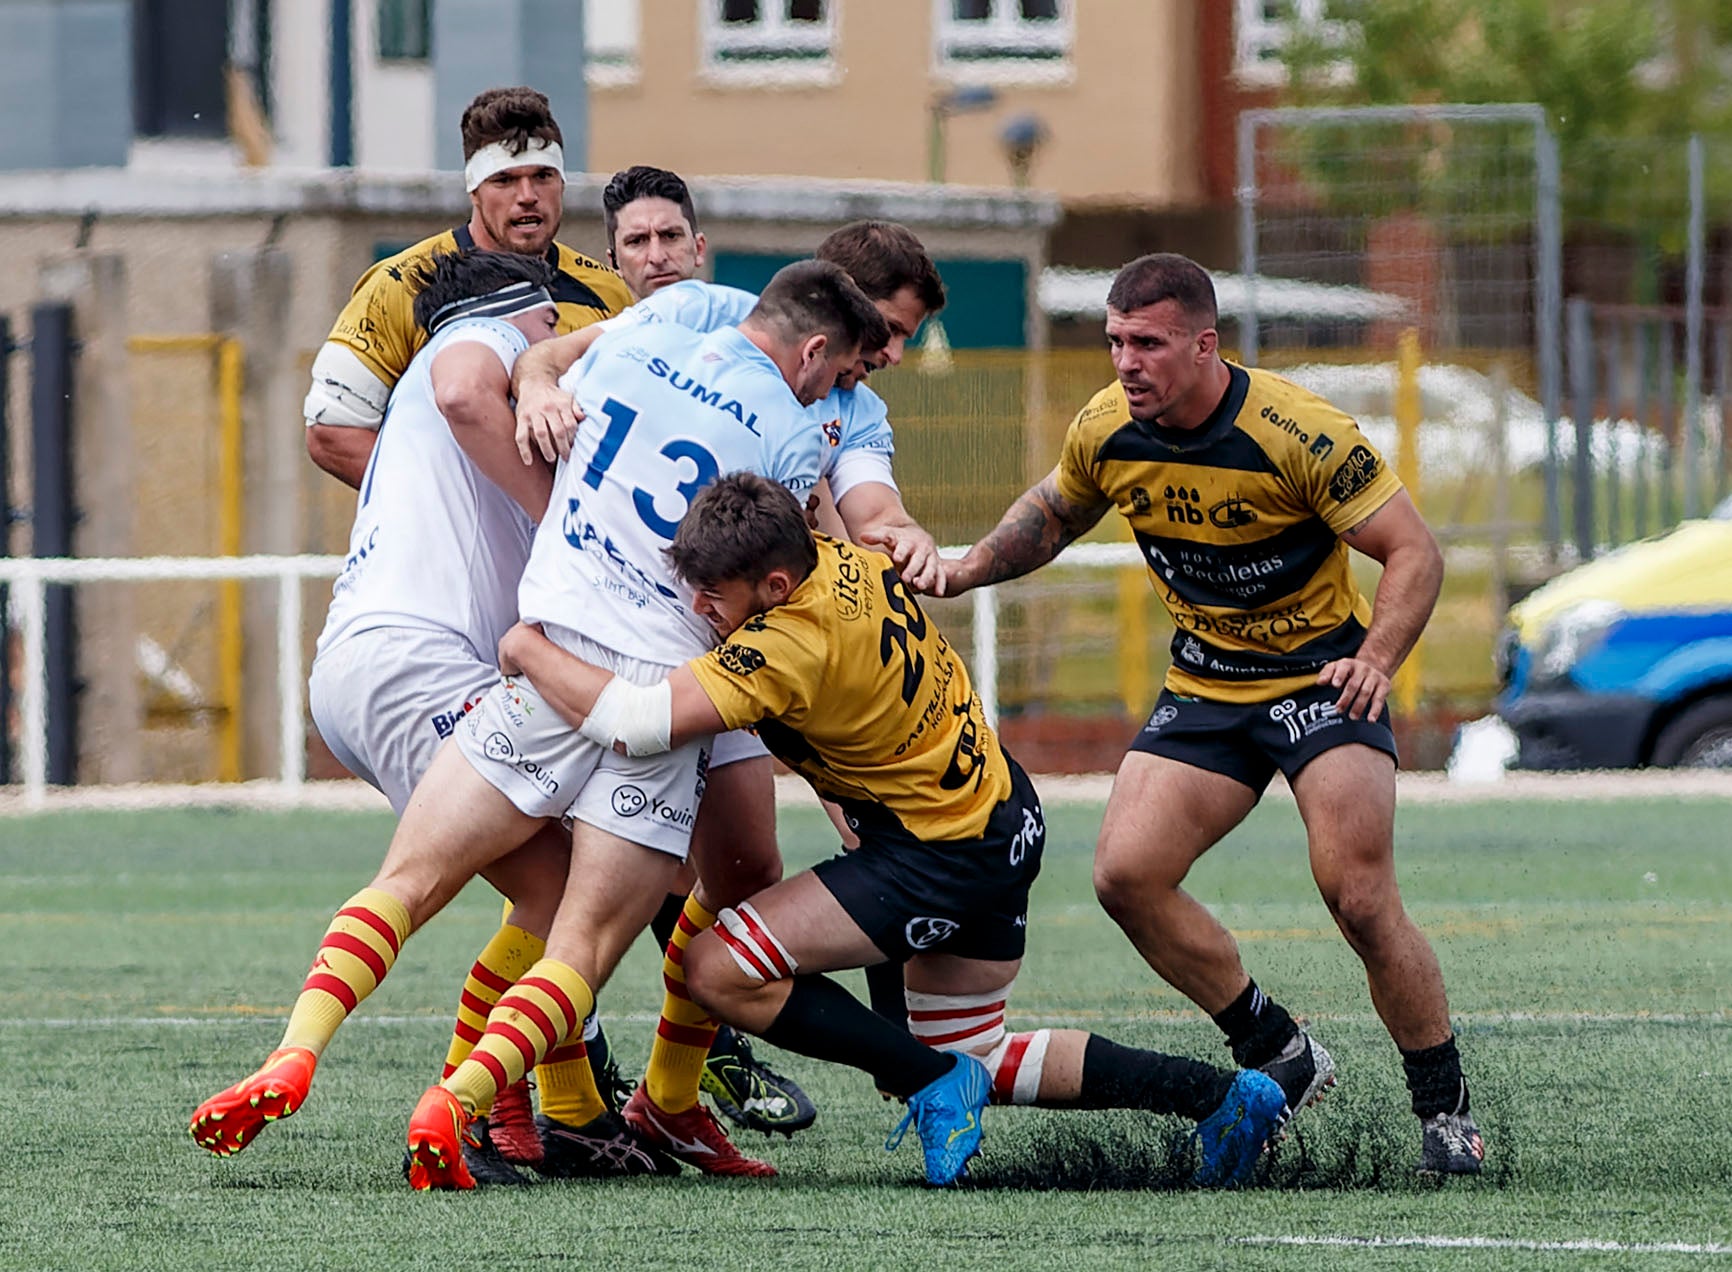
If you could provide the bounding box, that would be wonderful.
[941,469,1110,596]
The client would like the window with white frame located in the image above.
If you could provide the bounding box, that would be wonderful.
[585,0,640,86]
[936,0,1071,77]
[1234,0,1351,84]
[702,0,836,75]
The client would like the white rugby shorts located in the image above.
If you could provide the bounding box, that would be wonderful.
[309,625,495,815]
[711,727,770,769]
[455,627,713,859]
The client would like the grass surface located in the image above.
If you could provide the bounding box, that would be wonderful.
[2,800,1729,1271]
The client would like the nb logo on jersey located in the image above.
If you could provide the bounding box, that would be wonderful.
[1165,485,1204,525]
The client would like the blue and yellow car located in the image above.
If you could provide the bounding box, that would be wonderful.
[1496,496,1732,769]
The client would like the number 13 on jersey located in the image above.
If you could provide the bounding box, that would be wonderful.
[581,397,721,538]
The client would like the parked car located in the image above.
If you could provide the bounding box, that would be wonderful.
[1496,495,1732,769]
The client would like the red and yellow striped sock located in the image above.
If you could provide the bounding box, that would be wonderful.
[442,923,546,1078]
[443,958,594,1118]
[536,1036,606,1126]
[281,887,412,1058]
[645,894,720,1113]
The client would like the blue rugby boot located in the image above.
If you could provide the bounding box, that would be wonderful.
[885,1053,990,1187]
[1191,1069,1286,1187]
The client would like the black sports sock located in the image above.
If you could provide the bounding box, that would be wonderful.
[1069,1034,1235,1121]
[586,1016,613,1079]
[864,958,909,1031]
[1401,1036,1469,1118]
[762,974,950,1099]
[1211,979,1298,1068]
[650,892,687,952]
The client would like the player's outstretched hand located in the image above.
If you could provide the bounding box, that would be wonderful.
[860,525,945,595]
[515,381,585,465]
[1317,655,1391,722]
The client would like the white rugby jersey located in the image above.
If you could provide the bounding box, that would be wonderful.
[603,279,898,503]
[517,321,824,666]
[317,318,536,662]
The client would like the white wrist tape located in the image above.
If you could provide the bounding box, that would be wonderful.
[580,676,673,757]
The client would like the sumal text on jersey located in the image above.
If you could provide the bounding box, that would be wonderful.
[646,356,763,435]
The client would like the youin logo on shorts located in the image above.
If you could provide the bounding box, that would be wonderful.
[611,784,648,817]
[905,916,960,950]
[484,732,516,761]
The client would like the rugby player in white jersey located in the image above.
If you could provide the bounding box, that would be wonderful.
[191,250,581,1177]
[507,205,954,1165]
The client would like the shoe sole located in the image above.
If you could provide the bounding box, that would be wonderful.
[1271,1043,1338,1142]
[405,1130,475,1191]
[189,1073,306,1156]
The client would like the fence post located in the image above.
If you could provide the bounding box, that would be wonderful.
[0,313,12,785]
[972,586,999,729]
[38,253,141,784]
[1393,328,1423,715]
[1567,297,1596,560]
[29,301,77,785]
[1683,134,1705,519]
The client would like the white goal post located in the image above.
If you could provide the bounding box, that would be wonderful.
[1,545,1146,808]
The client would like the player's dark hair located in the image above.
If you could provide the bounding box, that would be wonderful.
[459,86,563,161]
[1106,253,1218,330]
[816,220,946,315]
[666,473,818,591]
[749,260,892,359]
[409,250,557,333]
[602,165,699,252]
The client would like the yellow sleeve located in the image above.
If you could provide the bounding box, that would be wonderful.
[687,611,827,732]
[1052,384,1123,507]
[1299,416,1405,535]
[324,257,425,390]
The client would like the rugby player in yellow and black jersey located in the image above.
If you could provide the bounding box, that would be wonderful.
[304,86,632,488]
[493,471,1290,1187]
[929,253,1485,1176]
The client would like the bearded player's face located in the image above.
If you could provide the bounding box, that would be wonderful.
[470,165,564,256]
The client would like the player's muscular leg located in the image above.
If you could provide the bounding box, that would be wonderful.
[370,740,546,931]
[1093,752,1260,1013]
[688,756,782,909]
[478,821,571,938]
[1292,745,1452,1051]
[683,872,883,1033]
[542,822,685,992]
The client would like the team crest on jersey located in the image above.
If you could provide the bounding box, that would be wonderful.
[822,419,842,448]
[1130,486,1152,515]
[1328,445,1381,503]
[905,916,960,950]
[716,643,767,676]
[1208,493,1257,529]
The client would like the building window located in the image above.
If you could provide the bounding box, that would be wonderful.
[586,0,640,85]
[377,0,431,62]
[1234,0,1350,84]
[701,0,836,84]
[936,0,1072,84]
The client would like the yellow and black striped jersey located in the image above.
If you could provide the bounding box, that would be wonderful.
[1056,363,1403,704]
[324,225,633,393]
[687,535,1012,842]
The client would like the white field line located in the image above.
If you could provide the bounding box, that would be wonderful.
[1236,1235,1732,1257]
[3,1008,1724,1029]
[3,769,1732,816]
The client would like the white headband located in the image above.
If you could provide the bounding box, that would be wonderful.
[464,138,565,192]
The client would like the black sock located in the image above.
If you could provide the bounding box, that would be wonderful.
[586,1016,612,1077]
[864,959,909,1031]
[762,973,950,1099]
[1070,1034,1236,1122]
[1401,1036,1469,1118]
[650,892,687,951]
[1210,979,1298,1069]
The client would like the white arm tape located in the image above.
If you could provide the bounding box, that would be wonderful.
[579,676,673,757]
[303,343,392,431]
